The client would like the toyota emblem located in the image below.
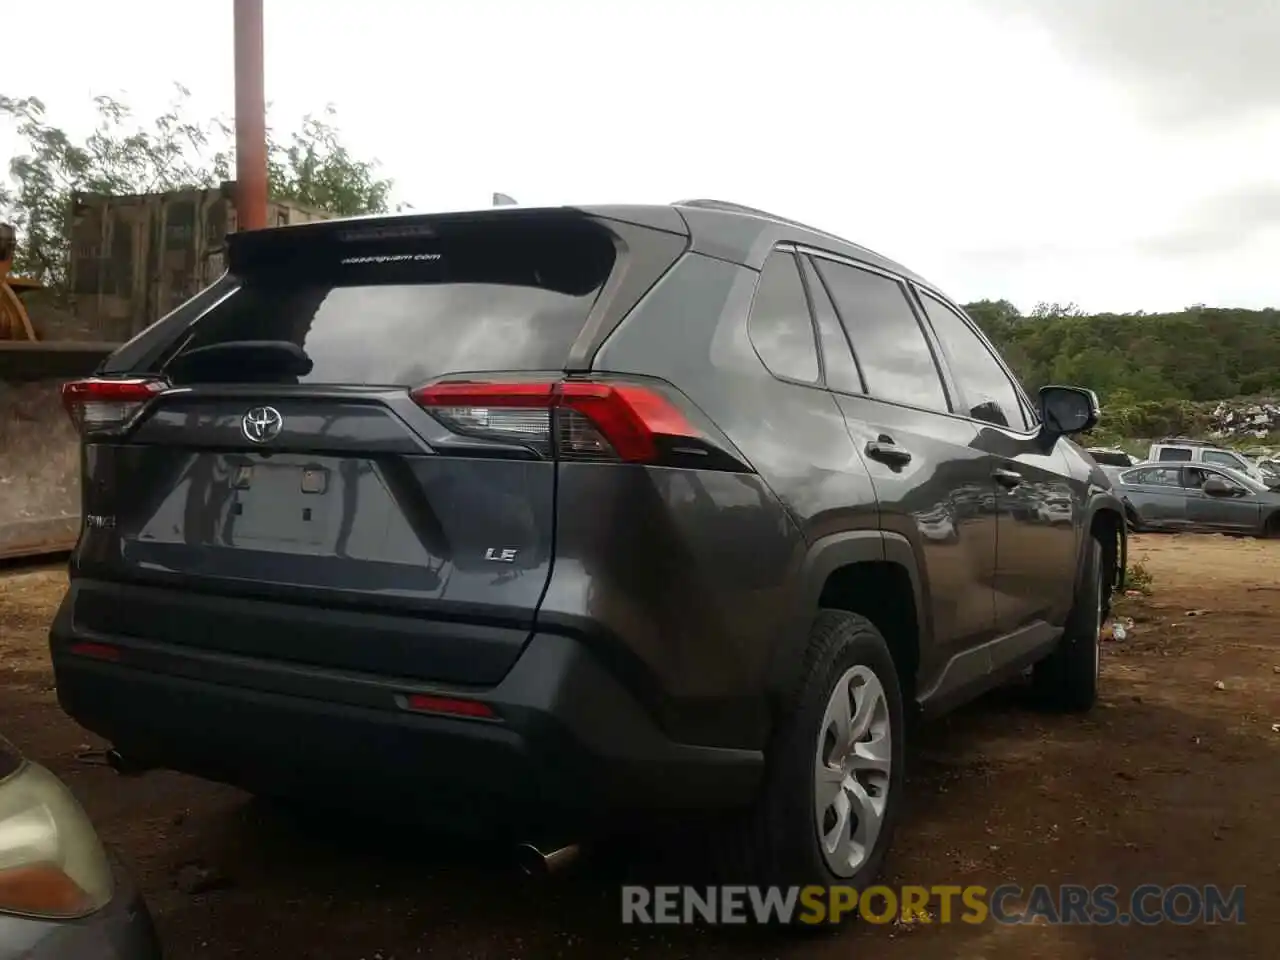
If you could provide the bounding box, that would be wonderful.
[241,406,284,444]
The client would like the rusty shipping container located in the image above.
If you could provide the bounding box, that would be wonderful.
[67,186,332,342]
[1,187,334,559]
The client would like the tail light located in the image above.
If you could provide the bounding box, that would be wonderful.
[60,377,168,435]
[411,379,702,464]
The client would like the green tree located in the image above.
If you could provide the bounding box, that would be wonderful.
[209,104,393,218]
[0,86,395,289]
[962,299,1280,436]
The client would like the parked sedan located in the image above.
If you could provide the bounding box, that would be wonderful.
[1114,462,1280,537]
[0,737,160,959]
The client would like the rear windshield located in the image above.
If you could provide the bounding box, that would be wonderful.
[1089,451,1131,467]
[159,219,617,386]
[1157,447,1193,462]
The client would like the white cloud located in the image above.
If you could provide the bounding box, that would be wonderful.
[3,0,1277,313]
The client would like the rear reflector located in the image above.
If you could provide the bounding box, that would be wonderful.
[411,380,697,463]
[61,378,168,435]
[67,641,121,662]
[402,693,497,719]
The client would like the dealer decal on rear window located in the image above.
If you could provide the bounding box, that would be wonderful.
[339,253,442,265]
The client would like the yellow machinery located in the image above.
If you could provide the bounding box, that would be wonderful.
[0,223,40,342]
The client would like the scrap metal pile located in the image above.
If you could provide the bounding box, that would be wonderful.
[1208,400,1280,442]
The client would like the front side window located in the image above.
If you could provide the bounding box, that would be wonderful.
[1187,466,1251,493]
[1184,467,1213,488]
[747,251,821,385]
[917,291,1028,430]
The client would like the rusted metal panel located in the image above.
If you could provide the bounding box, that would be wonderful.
[0,341,120,380]
[68,187,333,341]
[0,378,81,560]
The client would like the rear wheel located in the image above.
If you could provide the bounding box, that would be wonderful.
[719,610,906,908]
[1262,513,1280,539]
[1033,538,1105,711]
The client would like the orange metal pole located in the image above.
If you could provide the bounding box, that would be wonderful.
[233,0,267,231]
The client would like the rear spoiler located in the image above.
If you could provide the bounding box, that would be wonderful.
[226,206,690,273]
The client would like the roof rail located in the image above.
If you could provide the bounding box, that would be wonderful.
[674,198,875,256]
[676,199,789,219]
[1157,436,1215,446]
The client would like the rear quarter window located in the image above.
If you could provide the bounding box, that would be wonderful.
[159,220,617,386]
[747,251,821,385]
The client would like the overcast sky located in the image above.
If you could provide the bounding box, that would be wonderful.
[4,0,1277,313]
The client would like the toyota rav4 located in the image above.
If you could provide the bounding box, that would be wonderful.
[49,200,1125,892]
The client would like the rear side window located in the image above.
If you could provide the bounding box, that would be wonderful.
[1157,447,1193,462]
[1090,451,1132,467]
[813,258,948,412]
[747,252,820,384]
[917,291,1028,430]
[160,220,617,386]
[1125,466,1181,486]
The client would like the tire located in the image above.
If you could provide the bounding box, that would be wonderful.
[718,610,906,907]
[1033,537,1105,711]
[1123,502,1144,533]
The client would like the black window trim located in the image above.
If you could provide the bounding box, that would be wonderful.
[910,280,1044,438]
[745,245,825,390]
[796,244,959,418]
[796,251,867,395]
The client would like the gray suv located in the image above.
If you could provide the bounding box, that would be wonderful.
[49,200,1126,894]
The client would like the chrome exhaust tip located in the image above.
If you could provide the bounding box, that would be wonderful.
[515,842,581,877]
[105,748,148,777]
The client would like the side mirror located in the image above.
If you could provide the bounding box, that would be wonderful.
[1202,476,1235,497]
[1038,385,1100,438]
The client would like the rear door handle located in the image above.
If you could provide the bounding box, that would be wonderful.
[993,467,1022,488]
[866,441,912,466]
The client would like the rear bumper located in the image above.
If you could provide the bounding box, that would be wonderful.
[49,593,762,829]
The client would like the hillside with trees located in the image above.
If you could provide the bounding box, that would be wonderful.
[964,300,1280,444]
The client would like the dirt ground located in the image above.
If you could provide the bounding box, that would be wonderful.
[1,533,1277,959]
